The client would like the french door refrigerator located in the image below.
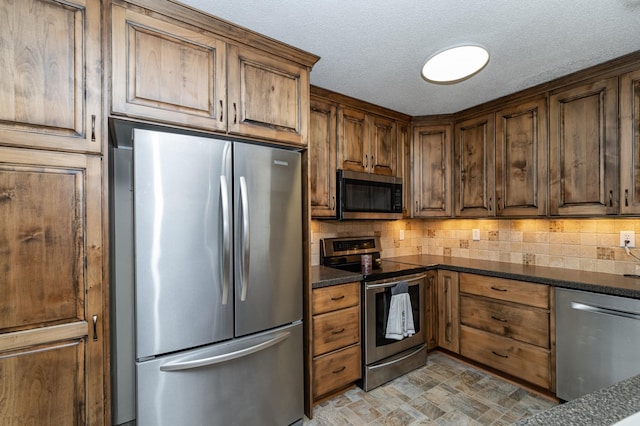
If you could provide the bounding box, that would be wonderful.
[110,124,303,426]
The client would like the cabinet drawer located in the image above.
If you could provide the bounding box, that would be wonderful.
[460,325,550,389]
[312,306,360,356]
[313,344,361,398]
[312,282,360,314]
[460,295,549,348]
[459,273,549,309]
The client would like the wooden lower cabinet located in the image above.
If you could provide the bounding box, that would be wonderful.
[460,326,550,389]
[311,282,361,401]
[437,270,459,353]
[458,273,553,391]
[312,345,361,398]
[0,147,104,424]
[426,271,439,350]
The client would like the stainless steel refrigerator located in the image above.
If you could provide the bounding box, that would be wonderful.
[109,123,303,425]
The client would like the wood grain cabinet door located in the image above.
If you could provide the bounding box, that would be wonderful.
[454,114,495,217]
[620,69,640,215]
[495,98,548,216]
[413,124,452,217]
[369,114,397,176]
[337,107,369,173]
[111,2,227,132]
[549,77,618,215]
[0,148,104,425]
[227,45,309,145]
[0,0,102,153]
[310,97,337,217]
[437,270,459,353]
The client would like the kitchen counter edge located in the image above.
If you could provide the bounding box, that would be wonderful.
[312,255,640,299]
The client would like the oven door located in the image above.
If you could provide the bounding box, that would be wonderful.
[364,273,427,365]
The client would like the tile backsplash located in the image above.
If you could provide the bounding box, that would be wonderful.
[311,218,640,275]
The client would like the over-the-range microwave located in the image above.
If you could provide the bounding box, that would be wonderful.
[336,169,402,220]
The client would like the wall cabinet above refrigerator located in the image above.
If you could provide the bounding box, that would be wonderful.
[109,0,319,147]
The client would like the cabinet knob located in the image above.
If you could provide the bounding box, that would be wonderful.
[92,315,98,341]
[609,190,613,207]
[91,115,96,142]
[625,189,629,207]
[219,100,224,122]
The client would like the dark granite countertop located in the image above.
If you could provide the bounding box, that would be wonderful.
[516,374,640,425]
[311,265,362,288]
[312,254,640,298]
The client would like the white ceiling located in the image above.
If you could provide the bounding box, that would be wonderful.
[180,0,640,116]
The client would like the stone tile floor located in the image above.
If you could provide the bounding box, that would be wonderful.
[304,352,557,425]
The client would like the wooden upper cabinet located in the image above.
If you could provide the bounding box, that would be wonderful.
[337,107,397,176]
[549,77,618,215]
[111,3,227,132]
[310,97,337,217]
[337,107,368,173]
[0,0,102,153]
[495,98,548,216]
[227,45,309,145]
[110,1,314,146]
[369,114,397,176]
[0,147,104,425]
[620,69,640,215]
[412,124,452,217]
[454,113,495,217]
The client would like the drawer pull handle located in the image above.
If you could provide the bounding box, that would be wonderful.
[491,315,507,323]
[490,286,507,292]
[331,295,345,301]
[332,366,346,374]
[492,350,508,358]
[331,328,346,334]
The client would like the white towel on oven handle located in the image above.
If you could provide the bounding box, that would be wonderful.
[385,284,415,340]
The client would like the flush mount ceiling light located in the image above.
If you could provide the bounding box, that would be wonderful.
[421,45,490,84]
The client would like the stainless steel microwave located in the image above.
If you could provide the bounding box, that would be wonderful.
[336,170,403,220]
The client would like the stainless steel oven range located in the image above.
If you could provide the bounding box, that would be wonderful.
[321,236,428,391]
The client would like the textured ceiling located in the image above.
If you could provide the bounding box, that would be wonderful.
[180,0,640,116]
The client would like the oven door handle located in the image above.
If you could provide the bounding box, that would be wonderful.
[366,274,427,289]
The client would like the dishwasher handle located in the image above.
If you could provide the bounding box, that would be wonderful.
[571,301,640,321]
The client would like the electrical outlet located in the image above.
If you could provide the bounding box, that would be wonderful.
[399,230,405,241]
[620,230,636,248]
[472,229,480,241]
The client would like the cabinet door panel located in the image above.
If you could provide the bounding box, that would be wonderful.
[413,125,452,217]
[111,4,226,131]
[0,340,85,425]
[310,98,337,217]
[437,271,459,353]
[0,0,101,152]
[495,98,547,216]
[549,77,618,215]
[454,114,495,217]
[227,45,308,145]
[620,69,640,214]
[0,147,103,425]
[337,107,368,173]
[370,115,396,176]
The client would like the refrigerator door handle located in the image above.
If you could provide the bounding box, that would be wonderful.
[239,176,250,301]
[159,331,290,372]
[220,175,231,305]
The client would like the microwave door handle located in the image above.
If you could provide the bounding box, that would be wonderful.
[220,175,230,305]
[239,176,250,301]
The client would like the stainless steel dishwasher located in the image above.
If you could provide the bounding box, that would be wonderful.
[556,288,640,401]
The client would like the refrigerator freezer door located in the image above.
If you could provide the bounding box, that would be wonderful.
[134,129,234,358]
[233,143,303,336]
[136,322,304,426]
